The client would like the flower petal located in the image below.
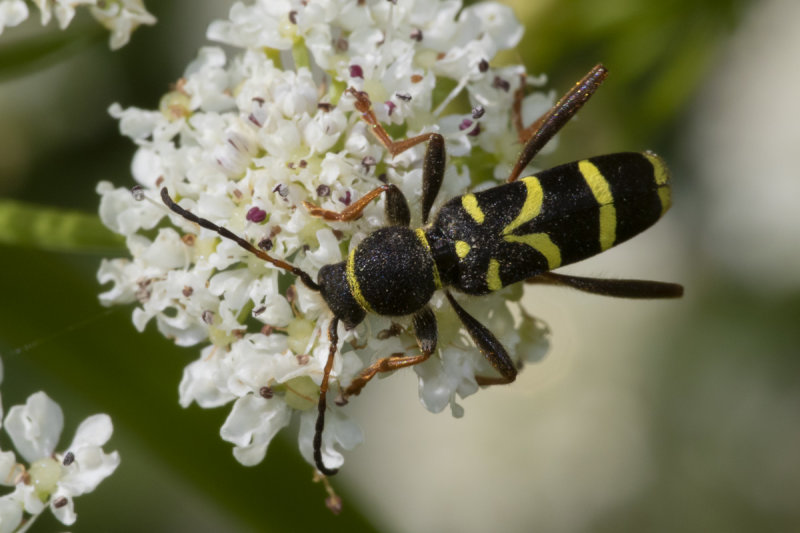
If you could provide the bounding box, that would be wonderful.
[298,408,362,471]
[67,414,113,450]
[220,394,292,466]
[4,392,63,463]
[48,488,76,526]
[0,451,20,487]
[0,485,24,533]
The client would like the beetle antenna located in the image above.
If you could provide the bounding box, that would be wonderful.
[160,188,320,291]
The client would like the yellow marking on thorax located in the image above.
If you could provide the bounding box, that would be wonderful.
[578,159,617,251]
[504,233,562,270]
[487,259,502,291]
[461,194,485,224]
[503,176,544,234]
[414,228,442,289]
[455,240,471,258]
[346,246,374,313]
[644,152,672,216]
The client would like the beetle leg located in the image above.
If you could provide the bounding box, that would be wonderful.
[348,88,440,157]
[420,133,446,224]
[314,317,340,476]
[512,73,547,145]
[508,64,608,183]
[445,291,517,386]
[526,271,684,299]
[303,183,409,226]
[342,306,437,399]
[384,184,411,226]
[348,88,446,224]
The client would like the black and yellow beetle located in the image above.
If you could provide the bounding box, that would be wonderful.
[160,64,683,476]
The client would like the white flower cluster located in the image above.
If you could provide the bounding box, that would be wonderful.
[0,0,155,49]
[0,358,120,531]
[97,0,550,473]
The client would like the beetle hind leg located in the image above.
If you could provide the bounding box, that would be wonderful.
[508,64,608,183]
[526,272,684,299]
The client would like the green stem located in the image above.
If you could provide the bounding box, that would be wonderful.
[0,200,124,253]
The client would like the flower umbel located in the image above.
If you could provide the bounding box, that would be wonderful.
[0,361,120,531]
[98,0,550,480]
[0,0,154,48]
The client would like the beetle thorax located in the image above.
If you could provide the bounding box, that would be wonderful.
[344,226,437,317]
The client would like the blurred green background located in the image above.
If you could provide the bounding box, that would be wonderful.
[2,0,799,531]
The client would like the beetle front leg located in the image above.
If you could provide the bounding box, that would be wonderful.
[342,306,437,399]
[348,88,446,224]
[303,183,410,226]
[348,88,441,157]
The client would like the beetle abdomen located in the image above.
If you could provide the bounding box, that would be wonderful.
[431,152,671,294]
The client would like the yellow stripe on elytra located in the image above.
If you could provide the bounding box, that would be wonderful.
[461,194,485,224]
[644,152,672,216]
[504,233,562,270]
[487,258,502,291]
[499,175,561,271]
[346,246,373,312]
[597,205,616,250]
[657,188,671,216]
[414,228,442,289]
[503,176,544,235]
[455,240,471,258]
[579,159,617,251]
[644,152,670,186]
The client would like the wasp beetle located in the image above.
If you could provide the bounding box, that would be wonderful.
[161,64,683,476]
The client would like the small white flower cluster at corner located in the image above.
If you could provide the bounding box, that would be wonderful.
[0,358,120,531]
[0,0,155,49]
[98,0,551,473]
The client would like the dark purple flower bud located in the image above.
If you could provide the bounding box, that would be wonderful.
[246,206,267,223]
[492,76,510,92]
[349,64,364,79]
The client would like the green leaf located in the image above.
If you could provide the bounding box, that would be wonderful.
[0,28,104,81]
[0,246,379,532]
[0,200,124,253]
